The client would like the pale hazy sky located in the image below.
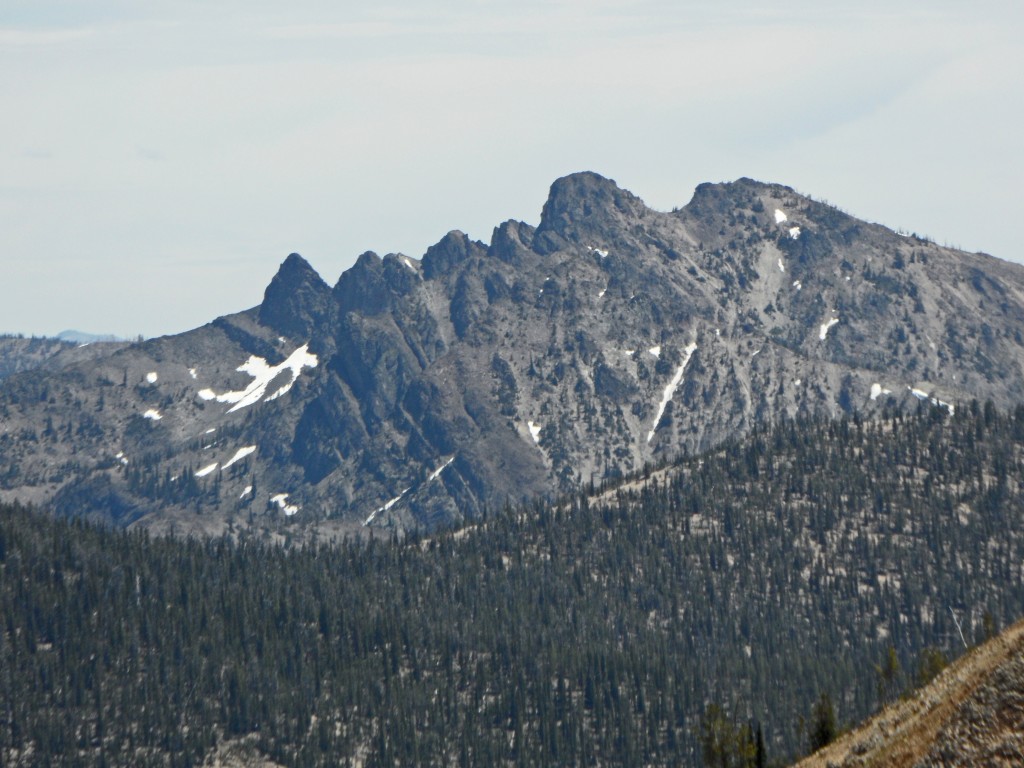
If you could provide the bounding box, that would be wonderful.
[3,1,1022,338]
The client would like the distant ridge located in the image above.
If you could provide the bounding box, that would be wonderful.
[56,330,125,344]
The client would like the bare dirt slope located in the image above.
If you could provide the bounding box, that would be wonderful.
[796,619,1024,767]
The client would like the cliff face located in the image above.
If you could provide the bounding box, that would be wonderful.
[4,172,1024,537]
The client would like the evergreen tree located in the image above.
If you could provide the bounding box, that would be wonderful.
[808,693,837,753]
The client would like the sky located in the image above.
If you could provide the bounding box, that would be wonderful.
[2,0,1022,339]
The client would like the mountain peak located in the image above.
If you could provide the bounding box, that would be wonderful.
[535,172,647,253]
[539,172,637,223]
[422,231,488,280]
[267,253,323,289]
[549,170,619,194]
[681,177,801,218]
[257,253,333,339]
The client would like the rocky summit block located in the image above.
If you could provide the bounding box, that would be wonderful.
[3,172,1024,540]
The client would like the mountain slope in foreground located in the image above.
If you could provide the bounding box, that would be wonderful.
[797,619,1024,767]
[4,172,1024,535]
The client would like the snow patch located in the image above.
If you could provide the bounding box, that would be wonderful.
[647,342,697,443]
[222,446,256,469]
[271,493,299,516]
[648,345,661,358]
[793,280,802,291]
[362,456,454,526]
[239,486,252,499]
[527,421,542,444]
[195,462,218,478]
[115,451,128,466]
[774,209,787,223]
[908,387,954,415]
[428,456,455,482]
[777,258,785,273]
[870,383,892,401]
[143,409,162,421]
[205,428,216,434]
[146,372,158,384]
[589,246,609,258]
[789,226,801,239]
[202,344,318,413]
[598,288,606,298]
[624,350,636,357]
[188,368,198,380]
[402,257,417,272]
[819,316,840,340]
[364,489,409,526]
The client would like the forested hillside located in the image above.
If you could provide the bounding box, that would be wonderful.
[2,401,1024,766]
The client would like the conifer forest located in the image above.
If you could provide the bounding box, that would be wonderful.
[2,401,1024,766]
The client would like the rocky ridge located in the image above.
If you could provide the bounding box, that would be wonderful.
[2,172,1024,536]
